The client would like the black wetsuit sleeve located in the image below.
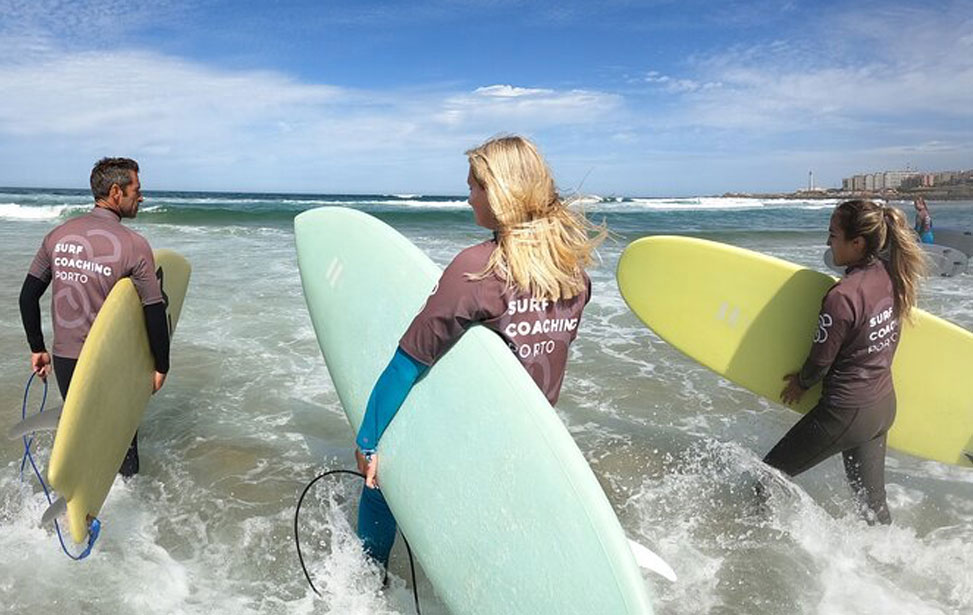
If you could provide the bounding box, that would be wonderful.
[797,363,830,389]
[143,302,171,374]
[19,274,50,353]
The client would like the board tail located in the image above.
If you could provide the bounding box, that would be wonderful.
[7,406,62,440]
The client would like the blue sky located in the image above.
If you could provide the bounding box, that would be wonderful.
[0,0,970,196]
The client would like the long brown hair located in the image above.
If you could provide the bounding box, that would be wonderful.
[465,135,605,302]
[833,199,926,319]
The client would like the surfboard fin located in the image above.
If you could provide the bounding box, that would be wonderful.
[41,497,67,526]
[627,537,677,582]
[7,406,62,440]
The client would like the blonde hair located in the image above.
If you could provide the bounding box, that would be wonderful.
[465,135,605,302]
[834,200,926,320]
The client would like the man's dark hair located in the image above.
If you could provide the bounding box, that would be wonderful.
[90,157,140,200]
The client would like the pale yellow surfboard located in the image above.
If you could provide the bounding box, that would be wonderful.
[617,236,973,467]
[47,249,191,541]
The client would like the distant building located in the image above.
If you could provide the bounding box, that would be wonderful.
[900,175,923,189]
[882,171,916,190]
[840,168,971,192]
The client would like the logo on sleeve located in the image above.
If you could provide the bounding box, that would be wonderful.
[813,313,833,343]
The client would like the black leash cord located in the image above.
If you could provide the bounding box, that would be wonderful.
[294,469,421,614]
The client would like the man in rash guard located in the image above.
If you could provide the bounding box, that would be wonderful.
[19,157,170,477]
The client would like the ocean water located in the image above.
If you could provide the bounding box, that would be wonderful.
[0,189,971,615]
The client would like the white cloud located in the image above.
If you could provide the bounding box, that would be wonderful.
[0,50,346,138]
[437,85,622,127]
[660,5,973,133]
[0,49,621,143]
[0,38,627,191]
[473,85,555,98]
[0,0,191,48]
[638,71,721,93]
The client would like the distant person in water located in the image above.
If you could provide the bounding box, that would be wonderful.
[913,197,934,244]
[766,200,925,525]
[18,157,170,478]
[353,135,604,567]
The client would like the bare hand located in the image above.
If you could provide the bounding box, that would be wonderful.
[31,352,51,381]
[152,371,167,394]
[780,373,807,406]
[355,448,380,488]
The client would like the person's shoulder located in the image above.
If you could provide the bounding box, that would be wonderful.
[824,275,857,305]
[120,224,152,248]
[41,212,84,244]
[826,263,880,308]
[446,239,495,271]
[49,211,87,232]
[116,226,155,264]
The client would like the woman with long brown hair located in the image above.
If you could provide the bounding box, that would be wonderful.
[769,199,925,524]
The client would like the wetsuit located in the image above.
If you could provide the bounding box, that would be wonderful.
[19,206,170,477]
[764,258,899,524]
[356,240,591,565]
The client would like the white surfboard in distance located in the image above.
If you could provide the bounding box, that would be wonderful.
[931,228,973,258]
[824,245,967,277]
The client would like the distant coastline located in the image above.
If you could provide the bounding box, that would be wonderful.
[723,184,973,202]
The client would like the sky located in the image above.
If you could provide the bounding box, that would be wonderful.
[0,0,970,196]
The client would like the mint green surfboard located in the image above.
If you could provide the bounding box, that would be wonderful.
[295,207,653,614]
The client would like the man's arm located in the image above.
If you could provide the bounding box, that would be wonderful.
[128,236,169,390]
[143,302,170,392]
[19,274,49,353]
[20,274,52,380]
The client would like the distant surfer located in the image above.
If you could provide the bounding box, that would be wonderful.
[19,157,170,477]
[352,136,605,566]
[913,197,934,244]
[768,200,926,524]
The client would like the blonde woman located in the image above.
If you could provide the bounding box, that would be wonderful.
[771,200,925,524]
[354,135,604,567]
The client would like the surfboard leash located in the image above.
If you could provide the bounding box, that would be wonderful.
[19,372,101,560]
[294,468,422,614]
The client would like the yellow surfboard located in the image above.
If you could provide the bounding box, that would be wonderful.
[617,236,973,467]
[47,249,191,541]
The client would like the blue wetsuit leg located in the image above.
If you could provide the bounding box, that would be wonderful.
[358,485,397,566]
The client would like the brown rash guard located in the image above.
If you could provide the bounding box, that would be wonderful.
[28,206,164,359]
[399,239,591,405]
[798,257,900,407]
